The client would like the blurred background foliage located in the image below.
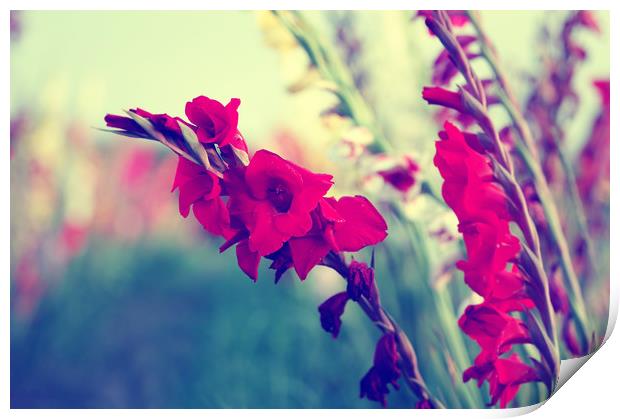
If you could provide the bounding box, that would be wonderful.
[10,10,609,408]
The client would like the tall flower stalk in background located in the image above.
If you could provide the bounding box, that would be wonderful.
[422,11,562,406]
[576,79,610,236]
[524,11,603,355]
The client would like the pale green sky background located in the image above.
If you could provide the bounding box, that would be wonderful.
[10,11,609,156]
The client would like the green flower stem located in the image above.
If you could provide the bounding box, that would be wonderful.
[403,215,482,408]
[555,142,600,284]
[514,140,591,345]
[433,287,484,407]
[273,11,392,154]
[328,252,445,407]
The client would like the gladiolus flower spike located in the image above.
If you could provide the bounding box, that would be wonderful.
[422,10,565,408]
[103,95,442,409]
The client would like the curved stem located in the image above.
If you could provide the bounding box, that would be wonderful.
[327,252,444,408]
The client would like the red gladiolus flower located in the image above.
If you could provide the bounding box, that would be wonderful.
[490,355,540,408]
[459,304,531,355]
[433,121,544,407]
[318,292,349,338]
[434,123,511,222]
[377,156,420,194]
[104,97,387,287]
[185,96,248,153]
[288,196,387,279]
[346,260,375,302]
[227,149,333,257]
[172,156,231,238]
[464,353,540,408]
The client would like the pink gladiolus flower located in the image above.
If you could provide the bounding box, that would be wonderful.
[434,122,542,407]
[185,96,248,153]
[287,196,387,279]
[377,156,420,194]
[172,156,232,238]
[227,149,333,257]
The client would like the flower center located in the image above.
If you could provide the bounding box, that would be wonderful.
[266,180,293,213]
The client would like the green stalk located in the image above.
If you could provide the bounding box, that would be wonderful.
[273,11,391,153]
[555,143,599,283]
[433,287,484,407]
[514,140,590,344]
[404,217,482,408]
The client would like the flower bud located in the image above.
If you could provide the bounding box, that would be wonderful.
[318,292,349,338]
[346,260,375,301]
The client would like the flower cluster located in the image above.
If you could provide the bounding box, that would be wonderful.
[434,122,542,407]
[104,95,432,408]
[420,15,568,408]
[105,96,387,283]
